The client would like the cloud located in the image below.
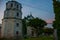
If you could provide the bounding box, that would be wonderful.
[45,19,54,23]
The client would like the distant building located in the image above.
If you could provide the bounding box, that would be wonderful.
[27,26,36,37]
[1,0,22,38]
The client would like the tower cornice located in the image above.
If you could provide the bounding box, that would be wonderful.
[3,17,22,20]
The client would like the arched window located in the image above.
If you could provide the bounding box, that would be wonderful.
[16,31,19,35]
[16,23,19,27]
[0,27,1,29]
[16,13,19,17]
[17,5,19,9]
[11,3,13,7]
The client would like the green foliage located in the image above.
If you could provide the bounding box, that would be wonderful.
[0,36,53,40]
[24,36,53,40]
[53,0,60,40]
[53,0,60,14]
[53,0,60,28]
[44,28,54,35]
[22,14,47,37]
[28,18,47,29]
[22,17,27,37]
[27,17,47,36]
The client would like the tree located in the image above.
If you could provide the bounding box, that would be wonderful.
[53,0,60,40]
[22,17,27,37]
[22,14,47,37]
[22,14,34,37]
[27,17,47,36]
[44,28,54,35]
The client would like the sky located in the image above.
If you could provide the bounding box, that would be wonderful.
[0,0,55,24]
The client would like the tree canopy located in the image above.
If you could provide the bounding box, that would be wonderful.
[27,17,47,36]
[22,14,47,37]
[27,18,47,29]
[53,0,60,40]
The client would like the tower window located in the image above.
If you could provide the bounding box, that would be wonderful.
[0,27,1,29]
[17,5,19,8]
[16,23,19,27]
[11,3,13,7]
[16,13,19,17]
[16,31,19,35]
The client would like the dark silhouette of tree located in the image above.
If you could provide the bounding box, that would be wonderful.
[53,0,60,40]
[22,14,34,37]
[22,17,27,38]
[44,28,54,35]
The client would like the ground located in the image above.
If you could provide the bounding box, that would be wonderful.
[0,35,53,40]
[24,35,53,40]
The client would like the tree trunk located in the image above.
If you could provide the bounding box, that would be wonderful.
[57,29,60,40]
[54,29,58,40]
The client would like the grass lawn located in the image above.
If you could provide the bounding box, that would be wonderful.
[0,35,54,40]
[24,36,53,40]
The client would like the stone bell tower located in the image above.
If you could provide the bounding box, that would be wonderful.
[2,0,22,38]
